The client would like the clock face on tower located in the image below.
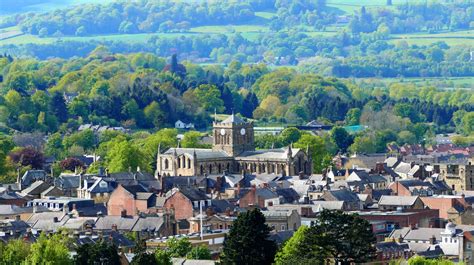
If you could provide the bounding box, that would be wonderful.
[220,129,226,135]
[240,128,246,135]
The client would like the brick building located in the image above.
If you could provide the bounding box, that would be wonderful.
[163,187,210,220]
[107,184,157,216]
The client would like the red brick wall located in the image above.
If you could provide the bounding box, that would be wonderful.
[389,182,411,196]
[239,188,258,208]
[164,191,193,220]
[107,185,136,216]
[421,197,463,219]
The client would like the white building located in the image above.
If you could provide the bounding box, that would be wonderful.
[175,120,194,129]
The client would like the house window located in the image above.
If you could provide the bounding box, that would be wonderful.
[164,159,169,169]
[281,225,285,231]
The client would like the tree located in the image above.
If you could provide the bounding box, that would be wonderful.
[344,108,361,126]
[0,239,30,264]
[107,139,150,173]
[186,246,211,260]
[284,210,376,264]
[349,135,376,154]
[279,127,301,146]
[50,92,68,123]
[295,134,334,173]
[45,133,64,159]
[131,252,157,265]
[397,130,417,145]
[26,232,72,265]
[193,84,224,112]
[181,131,209,148]
[330,127,353,153]
[462,112,474,135]
[63,129,96,151]
[74,240,121,265]
[9,146,45,169]
[241,92,259,118]
[60,157,85,171]
[144,101,166,128]
[221,208,276,265]
[131,240,156,265]
[167,238,192,258]
[274,226,326,265]
[155,249,172,265]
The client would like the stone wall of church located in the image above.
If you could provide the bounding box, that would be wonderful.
[156,155,196,177]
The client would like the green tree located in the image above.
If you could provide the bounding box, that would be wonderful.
[274,226,326,265]
[330,127,353,153]
[279,127,301,146]
[193,84,224,112]
[221,208,276,265]
[295,134,333,173]
[26,232,72,265]
[306,210,376,264]
[344,108,361,126]
[186,246,211,260]
[349,135,376,154]
[107,139,150,173]
[181,131,209,148]
[144,101,166,128]
[167,238,192,258]
[63,129,96,151]
[74,240,121,265]
[50,92,68,123]
[155,249,172,265]
[45,133,64,159]
[462,112,474,135]
[397,130,417,145]
[0,239,30,264]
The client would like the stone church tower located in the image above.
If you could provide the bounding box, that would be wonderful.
[212,114,254,156]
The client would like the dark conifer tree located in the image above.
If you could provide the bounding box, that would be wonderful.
[49,92,68,123]
[221,208,276,265]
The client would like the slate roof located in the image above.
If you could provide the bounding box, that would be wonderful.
[268,230,295,245]
[163,148,231,160]
[379,195,419,206]
[237,147,301,161]
[21,180,49,196]
[256,188,278,200]
[394,162,412,175]
[122,184,147,196]
[312,201,345,210]
[210,199,236,213]
[178,187,209,202]
[94,216,139,231]
[325,189,360,202]
[131,216,164,232]
[21,170,47,187]
[0,205,30,215]
[221,114,245,124]
[390,227,445,241]
[275,188,300,203]
[54,174,80,189]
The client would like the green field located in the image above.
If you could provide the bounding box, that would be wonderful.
[390,29,474,46]
[352,76,474,89]
[190,25,269,34]
[255,12,276,20]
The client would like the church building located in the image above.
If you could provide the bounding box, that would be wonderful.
[156,114,312,177]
